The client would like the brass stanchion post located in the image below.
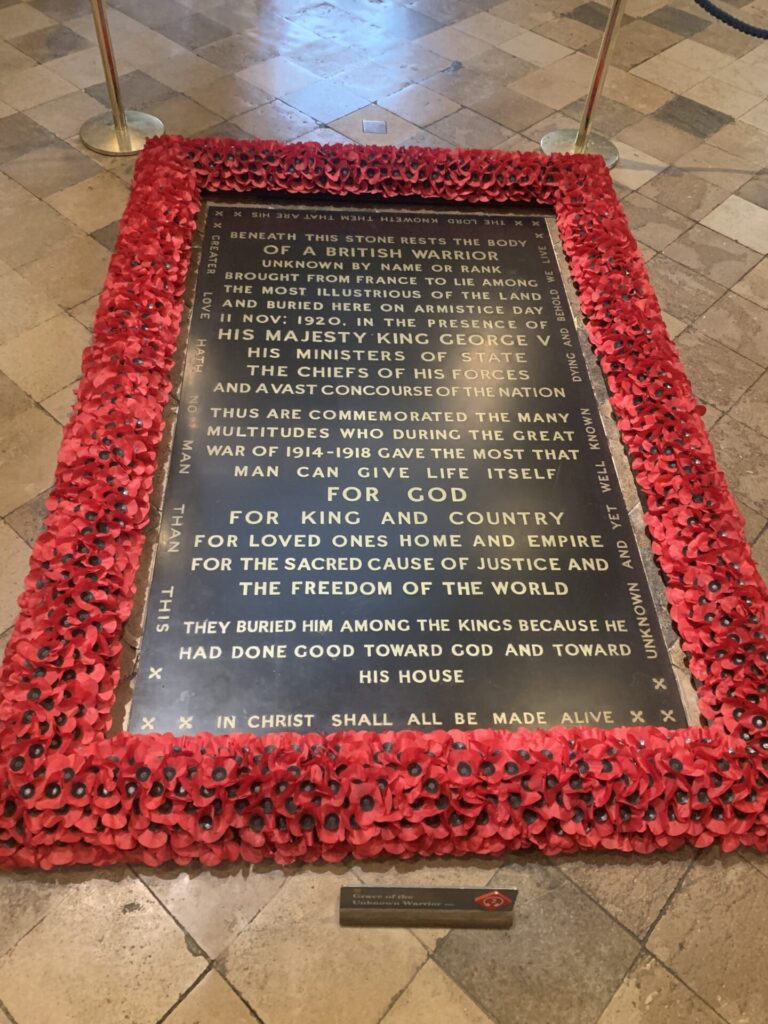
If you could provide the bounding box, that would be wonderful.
[80,0,164,156]
[540,0,627,168]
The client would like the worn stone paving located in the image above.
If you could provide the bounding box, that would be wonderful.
[1,0,768,1019]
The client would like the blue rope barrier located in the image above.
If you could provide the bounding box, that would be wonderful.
[692,0,768,39]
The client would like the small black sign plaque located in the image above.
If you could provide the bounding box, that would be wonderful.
[128,201,687,735]
[339,885,518,928]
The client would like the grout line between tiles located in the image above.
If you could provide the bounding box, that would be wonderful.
[154,962,213,1024]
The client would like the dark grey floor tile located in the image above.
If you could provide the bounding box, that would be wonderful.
[11,24,90,63]
[435,857,639,1024]
[86,70,175,110]
[655,96,733,140]
[643,4,709,36]
[90,220,121,252]
[29,0,90,20]
[156,13,232,50]
[0,114,58,165]
[737,174,768,211]
[568,2,633,29]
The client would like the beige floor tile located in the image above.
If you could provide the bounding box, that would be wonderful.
[181,75,270,120]
[377,41,453,83]
[137,862,289,958]
[677,142,755,194]
[6,488,50,546]
[733,257,768,310]
[221,868,427,1024]
[611,141,667,191]
[684,78,762,119]
[0,871,205,1024]
[538,16,601,50]
[139,52,223,93]
[713,57,768,100]
[498,30,572,67]
[46,169,129,232]
[163,971,256,1024]
[695,291,768,367]
[754,528,768,577]
[662,310,687,338]
[353,856,501,952]
[234,98,318,141]
[731,373,768,440]
[632,52,708,93]
[0,199,83,269]
[0,405,61,516]
[648,850,768,1024]
[707,121,768,172]
[454,12,525,44]
[419,25,492,61]
[514,52,594,109]
[0,521,30,634]
[491,0,557,30]
[603,66,672,114]
[557,849,693,937]
[710,415,768,517]
[668,38,737,74]
[19,235,109,309]
[598,954,722,1024]
[622,192,692,250]
[0,3,55,39]
[2,141,100,198]
[741,99,768,133]
[382,961,493,1024]
[640,167,730,221]
[0,312,89,400]
[147,93,223,135]
[380,83,460,126]
[25,90,105,139]
[238,56,321,97]
[69,292,100,329]
[617,116,700,164]
[0,64,75,110]
[41,379,79,424]
[647,253,726,322]
[0,869,79,959]
[295,125,354,145]
[0,173,37,217]
[663,223,762,287]
[330,60,413,103]
[702,196,768,256]
[471,86,553,132]
[329,103,417,145]
[435,855,640,1024]
[675,328,764,413]
[0,268,60,341]
[46,46,126,89]
[430,106,511,148]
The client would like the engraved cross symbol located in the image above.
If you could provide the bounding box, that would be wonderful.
[213,221,222,229]
[141,717,156,731]
[178,716,193,730]
[513,219,524,227]
[535,232,545,239]
[653,677,668,691]
[214,210,224,216]
[630,710,646,724]
[661,710,677,723]
[233,210,242,217]
[149,666,163,680]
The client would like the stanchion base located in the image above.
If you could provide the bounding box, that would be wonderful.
[540,128,619,169]
[80,110,164,156]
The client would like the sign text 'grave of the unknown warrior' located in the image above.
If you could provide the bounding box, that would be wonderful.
[127,201,689,736]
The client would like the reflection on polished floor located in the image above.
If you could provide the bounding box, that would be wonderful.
[1,0,768,1019]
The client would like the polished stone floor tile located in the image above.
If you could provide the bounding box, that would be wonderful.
[731,373,768,441]
[380,82,460,126]
[0,870,205,1024]
[0,405,62,516]
[0,63,76,109]
[283,79,368,123]
[674,328,764,413]
[2,139,99,197]
[621,191,692,249]
[330,102,417,145]
[710,415,768,517]
[46,169,129,232]
[435,856,639,1024]
[656,94,732,139]
[5,487,49,546]
[611,141,667,190]
[0,311,89,401]
[695,292,768,367]
[702,195,768,255]
[0,2,54,37]
[430,105,512,147]
[163,970,257,1024]
[598,954,722,1024]
[382,960,495,1024]
[733,256,768,309]
[18,234,109,308]
[639,166,730,220]
[603,65,672,113]
[0,267,60,340]
[648,851,768,1024]
[239,55,321,98]
[0,520,30,633]
[221,868,427,1024]
[663,222,761,287]
[556,849,693,937]
[137,862,289,959]
[643,4,709,36]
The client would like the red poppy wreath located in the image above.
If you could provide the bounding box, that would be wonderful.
[0,136,767,870]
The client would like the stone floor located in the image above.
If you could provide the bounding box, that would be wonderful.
[1,0,768,1019]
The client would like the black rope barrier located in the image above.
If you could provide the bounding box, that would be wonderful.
[692,0,768,39]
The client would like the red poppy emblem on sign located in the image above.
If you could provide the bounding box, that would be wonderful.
[474,890,513,911]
